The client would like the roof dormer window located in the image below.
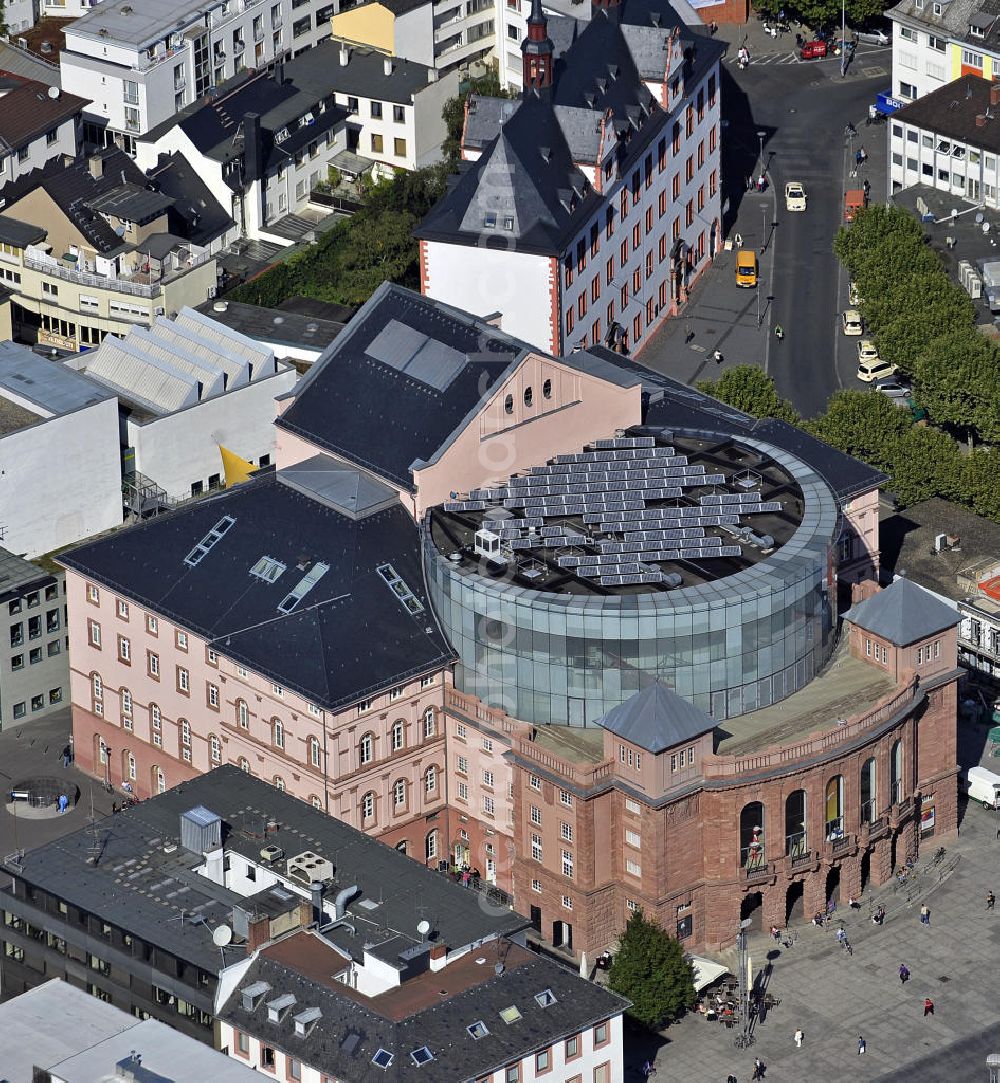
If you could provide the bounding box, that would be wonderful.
[971,23,986,37]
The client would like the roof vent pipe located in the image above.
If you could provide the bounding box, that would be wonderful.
[339,44,350,65]
[335,884,360,920]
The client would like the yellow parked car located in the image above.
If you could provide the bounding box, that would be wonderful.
[735,249,758,288]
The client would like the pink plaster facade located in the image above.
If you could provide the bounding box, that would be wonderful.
[275,353,642,523]
[840,488,881,585]
[65,568,451,860]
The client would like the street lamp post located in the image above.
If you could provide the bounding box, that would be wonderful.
[757,129,766,180]
[756,285,762,328]
[761,204,768,253]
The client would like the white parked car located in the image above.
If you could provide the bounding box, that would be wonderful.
[842,309,863,336]
[784,181,807,212]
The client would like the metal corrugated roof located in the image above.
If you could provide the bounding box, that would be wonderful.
[83,336,198,415]
[172,307,274,379]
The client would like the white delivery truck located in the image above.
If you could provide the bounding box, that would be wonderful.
[964,765,1000,809]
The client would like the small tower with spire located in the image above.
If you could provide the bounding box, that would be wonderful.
[521,0,554,90]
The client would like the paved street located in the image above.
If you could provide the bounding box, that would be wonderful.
[639,42,892,417]
[633,797,1000,1081]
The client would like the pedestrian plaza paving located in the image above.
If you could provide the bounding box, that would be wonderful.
[643,806,1000,1081]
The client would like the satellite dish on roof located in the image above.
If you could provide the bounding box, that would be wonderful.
[213,924,233,946]
[417,919,431,937]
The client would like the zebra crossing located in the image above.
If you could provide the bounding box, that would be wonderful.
[726,51,803,67]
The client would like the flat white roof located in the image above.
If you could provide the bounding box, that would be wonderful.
[68,0,230,49]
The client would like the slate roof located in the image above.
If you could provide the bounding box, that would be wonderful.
[584,350,886,501]
[9,766,525,974]
[278,454,400,520]
[0,47,62,87]
[2,148,155,254]
[892,74,1000,156]
[88,182,174,224]
[275,283,528,492]
[0,76,84,153]
[220,940,627,1083]
[0,212,46,248]
[888,0,990,51]
[290,40,437,105]
[418,0,724,256]
[597,680,716,751]
[146,151,235,245]
[60,466,456,710]
[844,577,960,645]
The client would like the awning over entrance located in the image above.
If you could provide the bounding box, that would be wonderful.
[874,90,903,116]
[688,955,729,991]
[331,150,375,178]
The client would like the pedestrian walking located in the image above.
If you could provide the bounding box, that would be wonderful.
[712,349,723,365]
[858,1035,866,1055]
[794,1029,803,1048]
[836,927,846,944]
[751,1058,766,1080]
[923,997,935,1017]
[61,745,71,768]
[685,324,694,343]
[728,1076,738,1083]
[774,324,784,340]
[920,904,931,925]
[855,148,863,167]
[899,962,910,983]
[988,891,996,910]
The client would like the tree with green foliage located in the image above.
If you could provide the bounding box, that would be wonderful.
[955,446,1000,521]
[696,365,800,423]
[887,425,961,507]
[607,910,696,1030]
[751,0,884,31]
[913,328,1000,445]
[805,390,911,476]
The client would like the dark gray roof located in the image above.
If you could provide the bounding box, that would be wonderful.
[0,43,61,87]
[360,0,432,13]
[276,283,528,492]
[597,680,716,751]
[196,299,344,352]
[220,946,626,1083]
[138,231,192,261]
[844,577,960,645]
[0,212,46,248]
[0,546,54,600]
[10,765,526,974]
[591,352,886,501]
[146,152,235,245]
[291,40,436,106]
[0,75,85,154]
[59,464,455,711]
[418,1,724,256]
[88,182,174,224]
[893,74,1000,155]
[3,148,156,254]
[462,95,520,151]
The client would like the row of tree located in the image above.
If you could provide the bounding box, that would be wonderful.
[697,366,1000,521]
[834,205,1000,445]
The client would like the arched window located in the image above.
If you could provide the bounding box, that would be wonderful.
[150,703,161,747]
[273,718,284,750]
[153,766,165,793]
[121,688,132,718]
[825,775,845,839]
[274,776,285,792]
[396,840,408,855]
[739,801,765,869]
[391,720,405,751]
[784,790,807,856]
[393,778,407,808]
[239,757,251,774]
[424,765,437,795]
[361,792,376,822]
[310,795,322,810]
[423,707,435,739]
[891,740,903,804]
[179,718,190,749]
[93,674,103,715]
[98,737,108,765]
[309,736,321,767]
[210,734,222,764]
[425,829,439,861]
[860,757,877,824]
[237,700,249,729]
[359,732,374,765]
[126,751,136,781]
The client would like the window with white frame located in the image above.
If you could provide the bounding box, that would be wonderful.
[237,700,249,728]
[359,732,374,764]
[483,794,495,816]
[117,599,129,618]
[148,652,159,677]
[176,631,188,650]
[626,829,641,848]
[899,24,916,40]
[561,895,573,910]
[456,722,467,739]
[309,737,321,767]
[561,850,574,878]
[311,795,322,810]
[151,704,161,746]
[181,718,190,747]
[208,683,219,708]
[394,778,406,806]
[424,766,437,794]
[530,804,541,825]
[484,769,495,788]
[362,792,375,820]
[420,674,435,688]
[273,719,284,749]
[93,673,103,701]
[389,686,403,701]
[559,789,573,807]
[424,708,436,737]
[532,878,542,892]
[457,781,469,800]
[482,737,493,753]
[127,752,136,780]
[625,797,641,814]
[457,755,468,775]
[118,636,130,662]
[529,774,541,790]
[391,720,405,750]
[210,734,221,763]
[425,830,438,860]
[626,858,641,877]
[178,667,189,693]
[531,833,542,861]
[626,898,639,912]
[962,49,983,68]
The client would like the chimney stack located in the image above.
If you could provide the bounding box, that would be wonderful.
[87,153,103,179]
[384,57,394,76]
[242,112,262,182]
[339,44,350,66]
[991,81,1000,107]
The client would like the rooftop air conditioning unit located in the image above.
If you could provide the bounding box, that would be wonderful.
[260,844,285,863]
[286,850,334,885]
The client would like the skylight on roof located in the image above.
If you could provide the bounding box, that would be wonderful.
[410,1046,434,1066]
[377,562,425,615]
[500,1005,522,1024]
[372,1049,394,1069]
[467,1020,490,1040]
[250,555,286,583]
[184,516,236,567]
[535,989,557,1008]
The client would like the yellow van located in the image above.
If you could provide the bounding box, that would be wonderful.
[735,249,758,288]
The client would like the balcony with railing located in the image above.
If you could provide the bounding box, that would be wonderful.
[24,245,213,300]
